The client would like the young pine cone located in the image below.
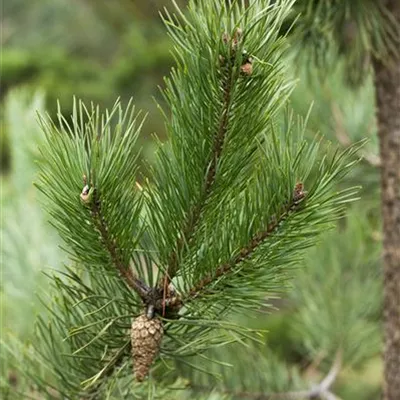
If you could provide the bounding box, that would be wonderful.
[131,314,164,382]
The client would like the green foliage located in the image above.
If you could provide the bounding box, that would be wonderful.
[168,207,381,399]
[1,91,63,333]
[291,208,381,368]
[1,0,177,176]
[0,90,65,397]
[37,99,144,278]
[145,0,360,314]
[289,63,380,202]
[25,101,145,397]
[0,50,40,91]
[179,341,306,397]
[288,0,400,86]
[2,1,368,399]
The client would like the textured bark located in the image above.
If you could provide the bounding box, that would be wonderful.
[373,1,400,398]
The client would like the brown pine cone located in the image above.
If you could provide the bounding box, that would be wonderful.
[131,313,164,382]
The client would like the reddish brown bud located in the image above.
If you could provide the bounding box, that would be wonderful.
[240,62,253,76]
[293,182,307,204]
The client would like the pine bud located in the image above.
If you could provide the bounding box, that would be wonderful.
[293,182,307,205]
[232,27,243,50]
[240,61,253,76]
[234,28,243,41]
[80,184,91,203]
[222,32,230,44]
[80,174,95,204]
[131,314,164,382]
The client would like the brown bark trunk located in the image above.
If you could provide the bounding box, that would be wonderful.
[373,1,400,399]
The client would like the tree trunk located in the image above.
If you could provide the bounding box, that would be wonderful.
[373,1,400,399]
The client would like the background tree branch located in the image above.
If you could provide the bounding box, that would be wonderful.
[190,349,343,400]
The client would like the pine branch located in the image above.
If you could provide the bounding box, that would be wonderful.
[80,341,130,398]
[185,184,306,301]
[145,1,300,317]
[190,349,343,400]
[87,188,150,301]
[161,33,237,288]
[289,0,400,86]
[36,98,148,296]
[28,1,363,393]
[172,136,362,313]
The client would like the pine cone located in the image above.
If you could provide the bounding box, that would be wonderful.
[131,314,164,382]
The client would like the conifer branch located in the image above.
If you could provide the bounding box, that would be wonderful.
[27,1,361,394]
[185,184,306,301]
[190,349,343,400]
[161,41,236,287]
[88,189,150,301]
[81,341,130,399]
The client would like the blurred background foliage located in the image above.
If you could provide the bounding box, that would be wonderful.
[1,1,382,399]
[1,0,186,173]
